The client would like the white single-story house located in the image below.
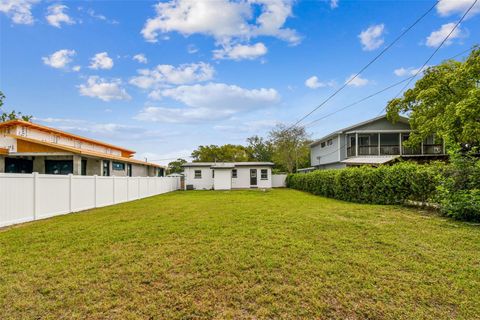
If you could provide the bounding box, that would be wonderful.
[182,162,275,190]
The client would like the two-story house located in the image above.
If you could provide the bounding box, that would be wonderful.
[0,120,165,176]
[310,115,445,170]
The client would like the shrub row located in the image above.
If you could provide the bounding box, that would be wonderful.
[286,162,441,205]
[287,160,480,221]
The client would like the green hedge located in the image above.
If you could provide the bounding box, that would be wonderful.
[287,160,480,221]
[286,162,442,205]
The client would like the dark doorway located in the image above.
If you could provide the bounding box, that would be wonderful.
[45,160,73,175]
[103,160,110,176]
[5,157,33,173]
[81,159,87,176]
[250,169,257,186]
[127,163,132,177]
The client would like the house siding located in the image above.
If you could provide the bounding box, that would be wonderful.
[184,165,273,190]
[311,135,342,166]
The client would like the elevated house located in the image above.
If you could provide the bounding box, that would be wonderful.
[182,162,275,190]
[0,120,165,176]
[310,115,445,170]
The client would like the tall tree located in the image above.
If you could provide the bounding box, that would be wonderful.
[246,135,273,162]
[191,144,251,162]
[167,158,187,174]
[0,91,33,122]
[268,124,311,173]
[386,47,480,151]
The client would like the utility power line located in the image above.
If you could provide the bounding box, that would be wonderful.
[305,46,475,129]
[310,1,478,164]
[285,0,439,130]
[377,0,478,115]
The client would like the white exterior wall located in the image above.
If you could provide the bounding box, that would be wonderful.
[184,167,214,190]
[184,166,273,190]
[310,135,342,167]
[0,173,181,228]
[214,169,232,190]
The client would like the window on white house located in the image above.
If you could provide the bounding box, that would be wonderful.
[261,169,268,180]
[321,142,326,148]
[194,170,202,179]
[232,169,237,178]
[327,139,333,146]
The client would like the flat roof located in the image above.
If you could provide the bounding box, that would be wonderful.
[0,120,135,154]
[182,162,275,167]
[340,156,399,165]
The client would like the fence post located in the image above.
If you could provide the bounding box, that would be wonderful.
[112,175,116,204]
[33,172,39,221]
[69,174,73,212]
[94,175,98,208]
[126,176,130,201]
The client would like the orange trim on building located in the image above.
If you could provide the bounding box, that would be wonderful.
[8,134,165,168]
[0,120,135,155]
[0,147,9,155]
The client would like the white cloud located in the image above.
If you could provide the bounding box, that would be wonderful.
[130,62,214,89]
[85,8,118,24]
[330,0,339,9]
[437,0,480,18]
[304,76,334,89]
[0,0,38,25]
[140,0,300,54]
[45,4,75,28]
[393,65,429,77]
[42,49,76,69]
[425,22,464,48]
[136,82,279,123]
[213,42,268,60]
[78,76,131,101]
[89,52,114,70]
[358,24,385,51]
[72,65,81,72]
[345,74,369,87]
[187,44,198,54]
[133,53,148,64]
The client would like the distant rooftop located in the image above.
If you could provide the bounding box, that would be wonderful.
[182,162,275,167]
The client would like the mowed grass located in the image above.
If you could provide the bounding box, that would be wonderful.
[0,189,479,319]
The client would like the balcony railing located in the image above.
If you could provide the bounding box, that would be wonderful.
[347,144,444,157]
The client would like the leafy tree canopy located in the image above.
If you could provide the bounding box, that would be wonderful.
[167,158,187,174]
[386,46,480,151]
[269,124,311,173]
[191,144,251,162]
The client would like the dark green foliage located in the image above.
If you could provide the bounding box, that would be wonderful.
[287,162,440,205]
[288,160,480,221]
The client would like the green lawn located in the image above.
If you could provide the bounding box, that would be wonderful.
[0,189,479,319]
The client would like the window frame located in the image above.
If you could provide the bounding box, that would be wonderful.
[232,169,237,178]
[112,162,125,171]
[260,169,268,180]
[327,139,333,146]
[321,141,326,148]
[194,170,202,179]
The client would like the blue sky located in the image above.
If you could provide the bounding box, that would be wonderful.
[1,0,479,164]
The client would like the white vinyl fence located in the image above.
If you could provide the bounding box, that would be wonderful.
[0,173,181,228]
[272,174,287,188]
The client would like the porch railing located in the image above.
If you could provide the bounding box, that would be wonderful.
[346,144,443,157]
